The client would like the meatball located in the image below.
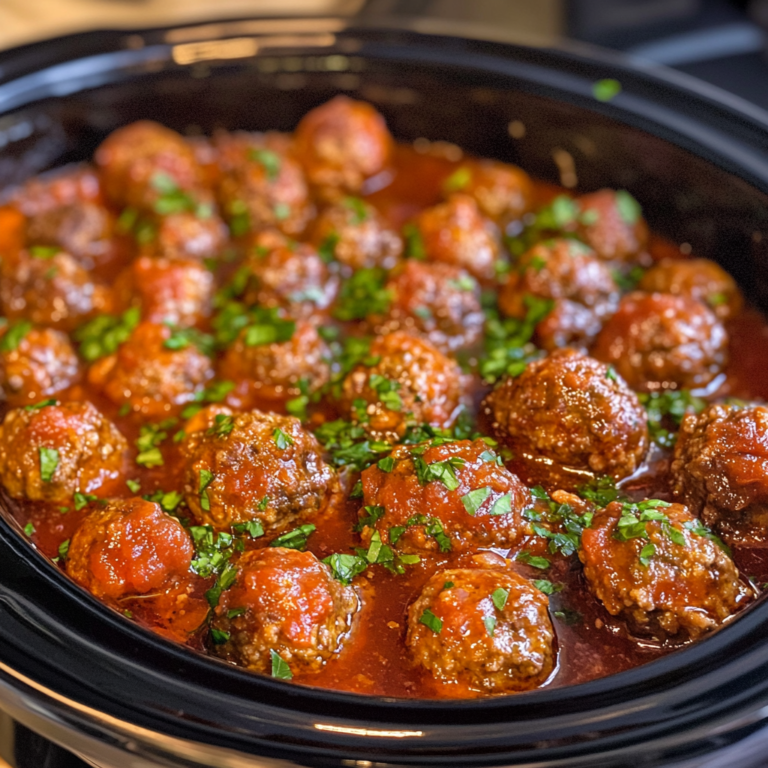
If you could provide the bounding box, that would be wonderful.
[341,331,466,441]
[0,401,126,502]
[309,198,402,272]
[66,498,194,601]
[592,292,728,392]
[498,238,619,350]
[0,326,79,405]
[359,440,530,553]
[182,408,336,530]
[212,548,359,673]
[638,258,742,321]
[486,349,649,487]
[293,96,393,196]
[580,500,743,638]
[406,567,555,693]
[371,261,484,353]
[575,189,649,262]
[671,404,768,542]
[87,321,213,416]
[139,209,227,264]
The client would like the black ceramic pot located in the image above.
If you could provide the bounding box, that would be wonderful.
[1,16,768,768]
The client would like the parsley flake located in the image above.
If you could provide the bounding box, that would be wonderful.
[270,524,315,551]
[270,649,293,679]
[39,447,59,483]
[461,487,492,516]
[419,609,443,634]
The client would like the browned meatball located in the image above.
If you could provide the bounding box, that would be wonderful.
[182,408,336,530]
[638,258,742,321]
[87,321,213,416]
[406,567,555,693]
[592,292,728,392]
[66,498,194,601]
[414,194,501,282]
[309,198,402,272]
[486,349,649,487]
[359,440,531,554]
[671,404,768,542]
[498,238,619,350]
[0,401,126,502]
[293,96,393,197]
[141,210,227,263]
[212,548,359,674]
[370,261,484,353]
[576,189,649,262]
[580,500,743,638]
[341,331,466,441]
[0,326,79,405]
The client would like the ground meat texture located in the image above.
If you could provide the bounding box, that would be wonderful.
[406,568,555,693]
[87,321,213,416]
[341,331,466,441]
[0,248,113,332]
[671,404,768,542]
[0,401,126,502]
[293,95,393,197]
[592,292,728,392]
[141,209,227,263]
[0,327,79,406]
[213,548,358,673]
[309,198,402,272]
[182,408,336,530]
[486,349,649,488]
[66,498,194,601]
[498,239,619,351]
[413,194,501,283]
[580,501,742,638]
[359,440,531,554]
[219,321,331,399]
[370,261,484,353]
[576,189,649,262]
[638,258,742,321]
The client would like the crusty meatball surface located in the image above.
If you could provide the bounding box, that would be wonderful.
[142,210,227,263]
[0,401,126,502]
[359,440,531,553]
[66,498,194,601]
[182,408,336,530]
[406,567,555,693]
[580,500,743,638]
[213,548,359,673]
[576,189,649,262]
[592,292,728,393]
[486,349,649,487]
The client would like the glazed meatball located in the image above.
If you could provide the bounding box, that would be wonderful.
[309,197,402,272]
[182,408,336,530]
[486,349,649,487]
[638,258,742,321]
[66,498,194,601]
[219,321,331,400]
[359,440,531,553]
[293,95,393,196]
[592,292,728,392]
[140,209,227,263]
[87,321,213,416]
[413,194,501,282]
[212,548,359,673]
[576,189,649,262]
[580,500,743,638]
[0,326,79,405]
[671,404,768,542]
[341,331,466,441]
[406,568,555,693]
[498,238,619,350]
[371,261,484,353]
[0,401,126,502]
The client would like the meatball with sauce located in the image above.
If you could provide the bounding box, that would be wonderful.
[340,331,466,441]
[0,401,126,502]
[143,209,227,264]
[592,292,728,392]
[66,497,194,601]
[486,349,649,488]
[406,567,555,693]
[580,500,743,638]
[359,440,531,554]
[182,408,336,530]
[212,548,359,674]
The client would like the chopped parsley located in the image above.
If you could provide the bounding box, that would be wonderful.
[143,489,183,514]
[491,587,509,611]
[210,628,230,645]
[29,245,60,259]
[38,447,59,483]
[683,518,731,554]
[74,307,140,362]
[342,196,369,224]
[318,231,340,264]
[23,522,35,537]
[577,476,627,508]
[402,223,426,260]
[333,267,393,321]
[533,579,563,595]
[638,390,706,448]
[208,413,235,437]
[25,398,57,411]
[180,380,235,419]
[389,514,452,553]
[315,418,390,473]
[0,320,32,353]
[273,427,294,450]
[126,479,141,494]
[271,649,293,679]
[135,419,177,468]
[443,166,472,193]
[489,494,512,517]
[58,539,70,560]
[322,553,368,585]
[516,550,550,569]
[461,487,492,516]
[413,455,465,492]
[270,524,315,551]
[419,609,443,634]
[198,469,214,512]
[163,324,215,356]
[554,608,582,625]
[615,190,641,225]
[73,492,99,511]
[483,615,497,638]
[377,456,396,473]
[249,147,282,181]
[151,171,210,218]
